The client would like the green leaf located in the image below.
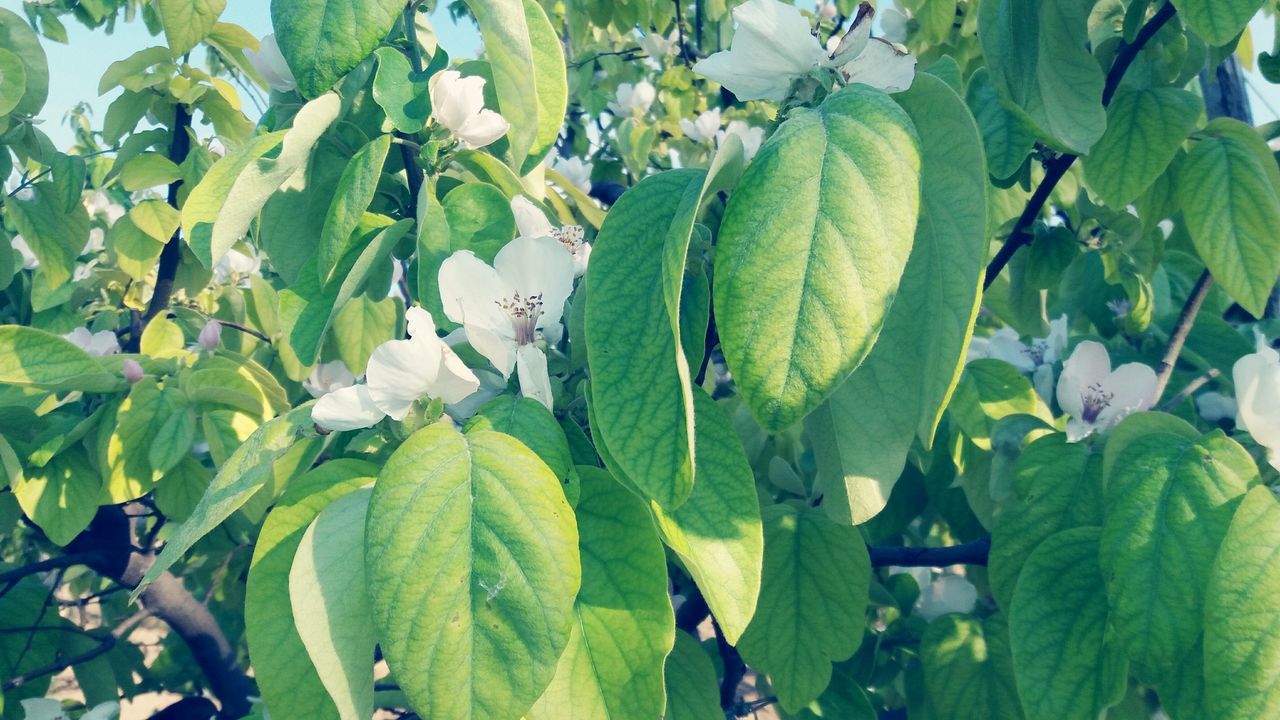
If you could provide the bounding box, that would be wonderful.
[442,182,516,263]
[149,404,196,474]
[128,199,181,242]
[978,0,1107,154]
[290,488,376,720]
[651,390,763,644]
[365,423,580,720]
[152,456,211,522]
[462,0,568,172]
[527,468,673,720]
[1204,485,1280,719]
[157,0,226,56]
[109,215,166,282]
[1172,0,1265,45]
[318,133,391,281]
[948,359,1047,451]
[791,662,879,720]
[134,404,316,599]
[105,378,179,502]
[714,85,921,431]
[586,169,706,509]
[6,182,89,289]
[97,46,173,95]
[920,614,1024,720]
[1082,87,1200,207]
[0,8,48,117]
[328,296,398,375]
[988,434,1103,609]
[1009,528,1128,720]
[183,130,288,265]
[0,48,27,117]
[372,46,429,133]
[119,152,181,192]
[8,444,100,546]
[1177,118,1280,317]
[246,460,376,720]
[0,326,119,392]
[1100,425,1258,682]
[737,504,870,712]
[464,395,576,505]
[270,0,403,98]
[965,68,1036,180]
[807,74,985,524]
[663,631,721,720]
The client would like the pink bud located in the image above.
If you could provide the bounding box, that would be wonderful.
[122,358,145,383]
[198,320,222,351]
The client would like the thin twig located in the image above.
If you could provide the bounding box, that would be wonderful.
[216,319,271,344]
[983,1,1178,288]
[1153,269,1214,402]
[1158,368,1221,413]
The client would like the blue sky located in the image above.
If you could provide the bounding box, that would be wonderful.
[0,0,480,146]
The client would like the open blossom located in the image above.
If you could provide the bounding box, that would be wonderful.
[1197,391,1238,424]
[439,236,574,410]
[245,33,297,93]
[636,29,678,59]
[1233,332,1280,471]
[890,567,978,621]
[718,120,764,161]
[610,81,656,116]
[1056,341,1156,442]
[968,316,1067,400]
[692,0,915,102]
[303,360,356,399]
[312,307,480,431]
[680,108,722,144]
[549,156,593,194]
[879,4,910,43]
[430,70,509,148]
[510,196,590,276]
[213,248,262,285]
[64,327,119,357]
[83,190,124,225]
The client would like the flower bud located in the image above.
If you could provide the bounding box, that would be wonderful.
[198,320,222,351]
[122,358,145,384]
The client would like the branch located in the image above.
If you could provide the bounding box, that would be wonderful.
[714,619,746,711]
[3,635,115,691]
[1153,269,1214,402]
[397,2,426,214]
[1158,368,1221,413]
[140,102,194,330]
[216,319,271,344]
[0,554,94,587]
[983,1,1178,289]
[868,537,991,568]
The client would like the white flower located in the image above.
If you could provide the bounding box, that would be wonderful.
[246,33,297,93]
[197,320,222,351]
[889,567,978,621]
[1196,391,1238,424]
[825,3,917,93]
[213,248,261,285]
[692,0,826,102]
[879,4,910,43]
[966,328,1035,371]
[718,120,765,161]
[11,234,38,270]
[429,70,509,148]
[311,307,481,431]
[610,81,656,116]
[550,156,593,194]
[64,327,120,357]
[636,29,678,59]
[82,228,105,255]
[510,196,590,277]
[438,237,575,410]
[82,191,124,225]
[680,108,722,144]
[967,317,1067,401]
[1233,333,1280,472]
[1056,341,1157,442]
[303,360,356,399]
[444,368,506,422]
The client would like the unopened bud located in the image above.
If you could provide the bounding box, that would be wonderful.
[198,320,222,351]
[122,358,145,383]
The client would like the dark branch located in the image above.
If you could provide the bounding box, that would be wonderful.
[983,1,1178,289]
[0,554,95,587]
[714,620,746,710]
[1153,269,1214,402]
[868,537,991,568]
[140,102,194,330]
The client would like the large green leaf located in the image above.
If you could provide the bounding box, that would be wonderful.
[1082,87,1200,207]
[807,74,984,525]
[465,395,576,504]
[1100,425,1258,682]
[246,460,376,720]
[965,68,1037,180]
[1177,118,1280,317]
[8,445,100,546]
[183,129,288,265]
[0,326,119,393]
[1204,486,1280,719]
[586,169,705,510]
[270,0,402,98]
[1009,528,1127,720]
[737,504,870,712]
[988,434,1103,609]
[0,48,26,118]
[372,46,430,133]
[651,390,763,645]
[527,468,672,720]
[442,182,516,263]
[365,422,580,720]
[105,378,184,502]
[714,85,921,431]
[1172,0,1265,45]
[6,182,89,289]
[462,0,567,173]
[318,133,391,281]
[0,8,48,117]
[978,0,1107,154]
[156,0,225,56]
[291,488,376,720]
[663,631,721,720]
[134,404,317,598]
[920,614,1024,720]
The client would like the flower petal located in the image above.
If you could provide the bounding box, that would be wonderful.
[1057,341,1111,418]
[511,196,556,239]
[494,236,575,329]
[1095,362,1157,431]
[365,337,442,420]
[438,250,514,338]
[840,38,916,93]
[434,345,482,405]
[312,385,384,431]
[456,108,510,148]
[515,343,554,410]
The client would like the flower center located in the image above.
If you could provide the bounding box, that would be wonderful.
[497,290,543,345]
[551,225,585,254]
[1028,340,1049,366]
[1081,382,1113,424]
